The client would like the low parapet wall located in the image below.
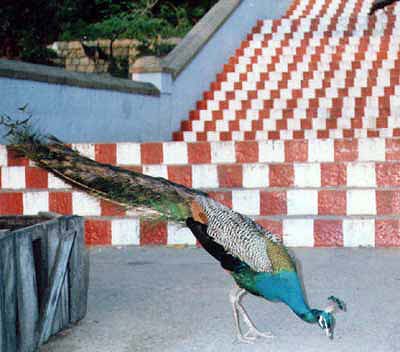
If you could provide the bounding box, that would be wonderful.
[0,59,166,143]
[1,138,399,247]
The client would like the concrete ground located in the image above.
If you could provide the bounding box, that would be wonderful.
[40,247,400,352]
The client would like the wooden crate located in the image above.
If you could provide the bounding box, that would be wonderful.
[0,215,88,352]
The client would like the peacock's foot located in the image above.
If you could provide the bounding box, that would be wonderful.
[244,327,274,340]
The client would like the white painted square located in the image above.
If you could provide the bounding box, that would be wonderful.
[347,163,376,187]
[111,219,140,245]
[232,190,260,215]
[116,143,141,165]
[283,219,314,247]
[308,139,334,162]
[72,192,101,216]
[72,143,95,159]
[48,173,71,189]
[294,164,321,187]
[1,167,25,189]
[143,165,168,179]
[343,219,375,247]
[207,132,220,142]
[243,164,269,188]
[192,165,218,189]
[0,145,7,166]
[23,192,49,215]
[358,139,385,161]
[167,224,196,245]
[211,142,235,163]
[259,140,285,163]
[182,132,196,142]
[347,190,376,215]
[163,142,188,165]
[287,190,318,215]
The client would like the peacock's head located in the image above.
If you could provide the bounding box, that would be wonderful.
[316,296,346,339]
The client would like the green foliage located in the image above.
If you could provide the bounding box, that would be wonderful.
[1,0,218,64]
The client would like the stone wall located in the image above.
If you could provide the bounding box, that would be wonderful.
[50,38,181,76]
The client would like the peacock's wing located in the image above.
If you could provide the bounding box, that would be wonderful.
[186,217,247,272]
[194,196,296,273]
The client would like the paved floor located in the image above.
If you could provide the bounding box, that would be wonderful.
[40,247,400,352]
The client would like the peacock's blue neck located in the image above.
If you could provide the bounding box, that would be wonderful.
[254,271,320,324]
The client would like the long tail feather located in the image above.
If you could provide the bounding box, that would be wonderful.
[1,117,205,222]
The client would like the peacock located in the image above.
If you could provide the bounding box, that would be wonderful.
[1,117,346,343]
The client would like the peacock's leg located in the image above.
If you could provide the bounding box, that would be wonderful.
[229,287,256,344]
[235,289,274,339]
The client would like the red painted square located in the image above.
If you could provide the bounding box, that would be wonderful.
[367,130,379,138]
[314,220,343,247]
[235,141,258,163]
[0,193,23,215]
[376,190,400,215]
[334,140,358,161]
[343,129,354,138]
[268,131,280,140]
[386,139,400,160]
[255,219,283,240]
[317,130,330,139]
[196,132,207,141]
[95,144,117,164]
[188,143,211,164]
[172,132,184,141]
[26,167,48,189]
[285,140,308,162]
[141,143,163,164]
[321,163,346,187]
[376,220,400,247]
[376,163,400,187]
[208,191,232,208]
[293,131,305,139]
[140,220,168,245]
[49,192,73,215]
[318,190,346,215]
[269,164,294,187]
[85,219,111,245]
[100,199,126,216]
[168,165,192,188]
[260,191,287,215]
[220,132,232,141]
[217,165,243,188]
[6,147,29,166]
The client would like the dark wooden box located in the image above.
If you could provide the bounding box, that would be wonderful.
[0,214,89,352]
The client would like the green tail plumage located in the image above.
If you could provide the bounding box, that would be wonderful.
[1,116,204,222]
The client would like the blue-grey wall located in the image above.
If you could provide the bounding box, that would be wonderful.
[0,0,291,143]
[0,77,167,143]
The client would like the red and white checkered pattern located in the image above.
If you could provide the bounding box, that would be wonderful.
[173,0,400,142]
[1,140,400,247]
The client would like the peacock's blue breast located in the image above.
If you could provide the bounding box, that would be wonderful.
[254,271,309,313]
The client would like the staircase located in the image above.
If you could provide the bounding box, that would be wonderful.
[173,0,400,142]
[1,0,400,247]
